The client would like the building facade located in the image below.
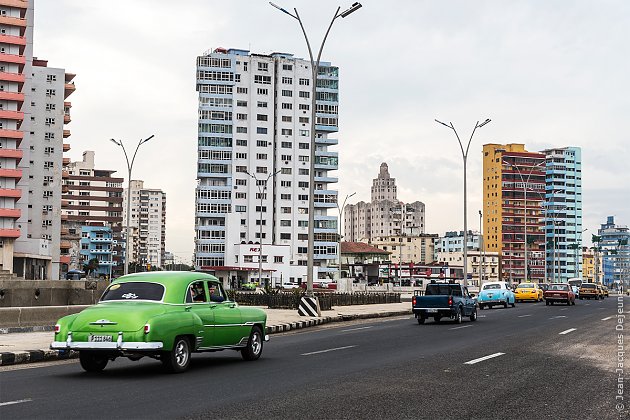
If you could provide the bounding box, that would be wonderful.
[369,233,437,265]
[123,180,166,270]
[79,224,113,278]
[344,162,425,242]
[596,216,629,287]
[194,47,339,285]
[542,147,583,283]
[581,246,602,283]
[435,250,501,287]
[483,144,546,284]
[61,151,123,276]
[0,0,29,273]
[434,230,481,256]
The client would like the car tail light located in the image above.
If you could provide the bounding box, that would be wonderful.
[412,296,416,306]
[448,296,453,306]
[144,323,150,334]
[54,324,60,333]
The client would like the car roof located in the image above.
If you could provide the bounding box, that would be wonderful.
[110,271,220,304]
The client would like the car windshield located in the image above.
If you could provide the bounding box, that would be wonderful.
[581,284,596,289]
[549,284,568,291]
[517,283,534,288]
[426,284,462,296]
[483,284,501,290]
[101,282,165,302]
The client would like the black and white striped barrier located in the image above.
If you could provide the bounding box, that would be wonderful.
[298,296,321,317]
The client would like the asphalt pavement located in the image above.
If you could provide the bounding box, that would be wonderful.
[0,296,625,420]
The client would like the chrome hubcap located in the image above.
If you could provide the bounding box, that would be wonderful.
[251,332,262,355]
[175,340,189,366]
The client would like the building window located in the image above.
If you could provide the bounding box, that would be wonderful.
[236,139,247,146]
[299,78,310,86]
[282,103,292,110]
[257,127,268,134]
[256,114,268,121]
[257,62,269,72]
[280,233,291,240]
[257,88,268,95]
[257,101,268,108]
[299,104,309,110]
[281,129,293,135]
[299,91,310,98]
[281,77,293,84]
[281,115,292,122]
[282,64,293,71]
[274,256,283,263]
[236,127,248,134]
[257,140,268,147]
[282,90,293,97]
[237,87,248,94]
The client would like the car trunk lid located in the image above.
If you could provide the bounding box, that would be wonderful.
[69,302,166,332]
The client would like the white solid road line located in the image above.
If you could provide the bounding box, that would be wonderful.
[559,328,577,335]
[464,352,506,365]
[301,345,356,356]
[449,325,473,330]
[602,316,614,321]
[0,399,32,407]
[518,314,532,318]
[341,326,373,332]
[550,315,567,319]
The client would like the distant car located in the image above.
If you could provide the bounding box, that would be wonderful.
[579,283,599,300]
[280,282,298,289]
[601,285,609,297]
[51,271,268,373]
[544,283,576,306]
[477,281,515,309]
[241,282,257,291]
[571,285,580,299]
[514,282,544,302]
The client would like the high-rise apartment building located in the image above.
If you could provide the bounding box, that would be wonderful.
[483,144,546,284]
[61,151,124,276]
[194,48,339,284]
[123,180,166,269]
[542,147,583,282]
[0,0,29,273]
[597,216,629,287]
[345,163,425,242]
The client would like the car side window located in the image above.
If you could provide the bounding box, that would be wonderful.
[463,287,470,297]
[188,281,207,303]
[207,281,225,302]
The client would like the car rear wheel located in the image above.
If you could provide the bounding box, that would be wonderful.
[241,326,264,361]
[79,351,108,372]
[566,299,571,306]
[455,307,462,324]
[417,316,425,325]
[470,308,477,322]
[503,301,508,309]
[545,300,549,306]
[162,336,191,373]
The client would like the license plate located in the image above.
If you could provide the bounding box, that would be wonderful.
[88,335,112,342]
[427,309,438,313]
[554,294,561,297]
[488,294,493,298]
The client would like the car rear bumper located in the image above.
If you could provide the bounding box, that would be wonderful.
[50,332,163,351]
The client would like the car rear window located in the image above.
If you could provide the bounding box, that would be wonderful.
[517,283,534,288]
[483,284,501,290]
[581,284,596,289]
[549,284,569,291]
[426,284,462,296]
[101,282,165,302]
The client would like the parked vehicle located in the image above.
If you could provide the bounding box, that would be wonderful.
[579,283,599,300]
[477,281,516,309]
[544,283,576,306]
[601,285,610,297]
[514,283,544,302]
[51,271,268,373]
[412,281,477,324]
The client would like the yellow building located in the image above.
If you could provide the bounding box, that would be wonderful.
[482,144,546,283]
[582,246,602,283]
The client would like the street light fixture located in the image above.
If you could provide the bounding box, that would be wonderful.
[245,169,281,288]
[435,118,491,286]
[270,1,362,297]
[502,159,545,283]
[336,192,356,281]
[110,134,155,276]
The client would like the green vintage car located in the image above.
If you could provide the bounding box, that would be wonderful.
[50,271,268,373]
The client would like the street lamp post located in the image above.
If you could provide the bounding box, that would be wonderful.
[110,135,155,276]
[478,210,483,287]
[336,192,356,281]
[435,118,491,286]
[270,1,362,297]
[246,169,281,288]
[503,160,545,283]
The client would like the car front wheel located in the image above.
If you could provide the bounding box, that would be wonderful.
[163,336,191,373]
[455,307,462,324]
[79,351,108,372]
[470,308,477,322]
[242,326,264,361]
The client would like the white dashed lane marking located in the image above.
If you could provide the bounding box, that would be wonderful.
[518,315,531,318]
[602,316,613,321]
[449,325,473,330]
[464,352,506,365]
[559,328,577,335]
[0,399,32,407]
[301,345,356,356]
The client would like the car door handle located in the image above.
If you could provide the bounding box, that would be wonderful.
[209,304,217,309]
[185,306,192,311]
[228,303,236,308]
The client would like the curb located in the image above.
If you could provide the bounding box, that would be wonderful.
[0,309,412,367]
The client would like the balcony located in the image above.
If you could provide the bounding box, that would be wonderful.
[0,109,24,121]
[62,170,69,178]
[60,241,71,249]
[63,143,71,152]
[0,128,23,141]
[0,168,22,178]
[63,130,71,138]
[0,90,24,103]
[59,255,71,265]
[0,208,20,218]
[64,82,76,98]
[62,157,70,166]
[0,52,26,65]
[0,15,26,28]
[0,228,20,238]
[0,33,26,46]
[63,114,71,124]
[61,185,69,193]
[0,188,21,198]
[0,148,22,161]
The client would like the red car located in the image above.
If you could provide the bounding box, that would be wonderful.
[544,283,576,306]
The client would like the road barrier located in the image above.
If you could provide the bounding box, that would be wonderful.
[230,291,401,310]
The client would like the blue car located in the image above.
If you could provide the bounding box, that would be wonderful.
[477,281,515,309]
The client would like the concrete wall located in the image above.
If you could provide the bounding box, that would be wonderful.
[0,305,89,328]
[0,279,108,307]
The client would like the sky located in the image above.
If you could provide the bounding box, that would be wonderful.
[35,0,630,263]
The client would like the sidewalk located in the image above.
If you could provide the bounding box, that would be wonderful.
[0,302,411,367]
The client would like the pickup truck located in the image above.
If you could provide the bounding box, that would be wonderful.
[412,282,478,324]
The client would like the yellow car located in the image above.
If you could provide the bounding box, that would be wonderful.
[514,282,544,302]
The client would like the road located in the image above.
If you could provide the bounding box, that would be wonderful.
[0,297,625,419]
